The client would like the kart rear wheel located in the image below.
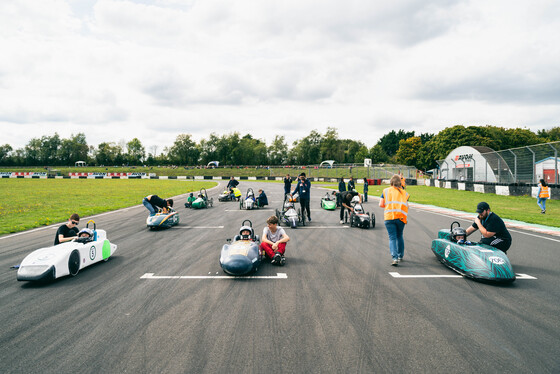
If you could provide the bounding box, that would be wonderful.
[68,250,80,276]
[350,213,355,227]
[371,213,376,228]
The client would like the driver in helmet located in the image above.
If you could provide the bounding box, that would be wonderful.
[452,227,471,245]
[76,228,94,243]
[239,226,254,241]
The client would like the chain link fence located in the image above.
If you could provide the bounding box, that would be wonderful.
[437,141,560,184]
[268,163,417,180]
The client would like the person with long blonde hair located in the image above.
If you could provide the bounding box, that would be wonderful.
[379,175,410,266]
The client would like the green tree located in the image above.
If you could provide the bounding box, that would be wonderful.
[168,134,200,165]
[268,135,288,165]
[369,144,389,163]
[198,133,220,165]
[376,129,415,157]
[95,142,123,166]
[58,133,89,165]
[396,136,422,166]
[126,138,146,165]
[0,144,13,165]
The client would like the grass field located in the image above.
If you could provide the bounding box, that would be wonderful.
[0,179,216,235]
[0,179,557,236]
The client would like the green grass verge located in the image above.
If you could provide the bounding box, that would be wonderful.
[318,183,560,228]
[0,179,216,235]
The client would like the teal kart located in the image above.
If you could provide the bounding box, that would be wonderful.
[431,222,515,283]
[191,188,213,209]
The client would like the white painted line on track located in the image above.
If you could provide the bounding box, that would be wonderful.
[173,226,224,229]
[292,226,350,229]
[141,272,287,279]
[389,272,537,279]
[225,209,274,212]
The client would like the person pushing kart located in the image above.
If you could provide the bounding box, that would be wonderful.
[339,190,361,224]
[143,195,173,216]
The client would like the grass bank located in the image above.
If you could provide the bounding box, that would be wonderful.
[0,179,216,235]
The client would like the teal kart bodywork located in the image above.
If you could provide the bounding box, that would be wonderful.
[431,225,515,283]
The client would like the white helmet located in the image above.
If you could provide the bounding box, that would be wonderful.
[239,225,254,240]
[351,195,360,204]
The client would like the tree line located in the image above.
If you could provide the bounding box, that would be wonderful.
[1,125,558,170]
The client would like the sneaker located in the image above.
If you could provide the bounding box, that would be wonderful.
[391,260,399,266]
[340,220,344,224]
[398,257,403,262]
[308,217,311,222]
[272,253,282,265]
[279,255,286,266]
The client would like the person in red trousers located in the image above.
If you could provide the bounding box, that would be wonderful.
[260,215,290,266]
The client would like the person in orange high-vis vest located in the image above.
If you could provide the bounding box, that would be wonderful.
[537,179,549,214]
[379,174,410,266]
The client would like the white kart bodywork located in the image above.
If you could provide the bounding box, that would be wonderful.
[17,229,117,281]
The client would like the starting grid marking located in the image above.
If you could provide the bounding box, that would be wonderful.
[389,272,537,280]
[141,272,287,280]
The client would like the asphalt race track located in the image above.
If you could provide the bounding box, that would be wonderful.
[1,181,559,374]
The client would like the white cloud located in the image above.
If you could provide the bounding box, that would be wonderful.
[0,0,559,153]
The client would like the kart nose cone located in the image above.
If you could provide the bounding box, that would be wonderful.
[221,255,253,275]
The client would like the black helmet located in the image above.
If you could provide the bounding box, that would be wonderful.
[239,225,254,240]
[451,227,467,242]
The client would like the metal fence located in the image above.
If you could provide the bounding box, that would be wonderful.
[436,141,560,184]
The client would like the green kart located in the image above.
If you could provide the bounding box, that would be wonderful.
[320,191,337,210]
[191,188,214,209]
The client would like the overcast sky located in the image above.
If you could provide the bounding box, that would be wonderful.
[1,0,559,153]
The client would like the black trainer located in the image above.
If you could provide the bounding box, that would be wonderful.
[272,253,282,265]
[279,255,286,266]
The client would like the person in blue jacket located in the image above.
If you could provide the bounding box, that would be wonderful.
[257,189,268,207]
[292,172,312,222]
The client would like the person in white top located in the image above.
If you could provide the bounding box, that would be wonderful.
[260,215,290,265]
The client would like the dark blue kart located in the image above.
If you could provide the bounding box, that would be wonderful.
[220,220,263,275]
[431,222,515,283]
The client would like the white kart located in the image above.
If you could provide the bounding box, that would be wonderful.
[17,220,117,282]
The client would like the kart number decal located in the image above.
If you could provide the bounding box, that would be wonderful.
[89,245,97,260]
[444,244,451,258]
[488,256,505,265]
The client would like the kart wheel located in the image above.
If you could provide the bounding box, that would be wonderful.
[371,213,376,228]
[68,250,80,276]
[350,213,355,227]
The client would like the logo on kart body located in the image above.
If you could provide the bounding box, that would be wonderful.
[89,246,96,260]
[445,244,451,258]
[489,256,505,265]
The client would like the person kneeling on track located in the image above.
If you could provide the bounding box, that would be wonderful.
[184,193,195,208]
[257,189,268,207]
[465,202,512,253]
[260,215,290,266]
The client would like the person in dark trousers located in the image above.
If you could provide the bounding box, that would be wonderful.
[363,179,369,202]
[142,195,173,215]
[347,176,355,191]
[292,173,312,221]
[466,202,512,253]
[283,174,292,196]
[54,213,80,245]
[337,177,346,207]
[227,176,239,190]
[339,190,361,224]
